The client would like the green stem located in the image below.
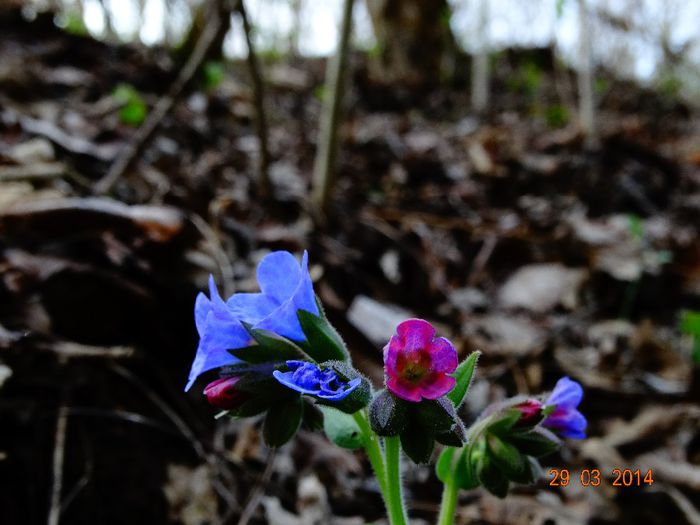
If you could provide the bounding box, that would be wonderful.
[352,410,388,495]
[436,475,459,525]
[384,436,409,525]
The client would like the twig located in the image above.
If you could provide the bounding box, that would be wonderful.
[190,212,236,296]
[467,233,497,285]
[40,341,135,359]
[108,362,240,514]
[238,0,272,197]
[48,405,68,525]
[0,162,67,182]
[94,0,232,194]
[235,450,276,525]
[310,0,355,216]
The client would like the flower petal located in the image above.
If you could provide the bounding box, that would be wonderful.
[429,337,458,374]
[185,310,249,391]
[383,336,402,378]
[272,369,320,395]
[419,374,456,400]
[226,292,278,324]
[546,377,583,409]
[546,409,587,439]
[256,251,302,304]
[396,319,436,352]
[317,377,361,400]
[254,251,319,341]
[194,291,210,336]
[387,376,422,402]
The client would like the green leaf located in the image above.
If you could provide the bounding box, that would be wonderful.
[436,446,478,488]
[320,406,363,449]
[487,409,522,438]
[229,324,309,363]
[447,351,480,409]
[202,61,224,90]
[112,84,147,126]
[486,433,529,483]
[454,446,479,490]
[415,397,458,435]
[234,371,288,397]
[228,395,271,418]
[302,400,325,431]
[263,395,303,447]
[436,447,457,482]
[476,452,510,498]
[435,418,467,447]
[681,310,700,337]
[369,389,408,436]
[297,309,349,362]
[400,421,435,464]
[506,427,561,458]
[680,310,700,365]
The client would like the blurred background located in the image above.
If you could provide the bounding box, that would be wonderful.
[1,0,699,524]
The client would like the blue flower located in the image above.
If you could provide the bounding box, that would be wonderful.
[186,251,319,391]
[542,376,587,439]
[273,361,361,401]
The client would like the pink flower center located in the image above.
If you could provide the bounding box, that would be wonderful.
[396,350,432,384]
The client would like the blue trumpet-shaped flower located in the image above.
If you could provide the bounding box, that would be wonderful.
[273,361,361,400]
[186,251,319,391]
[542,376,587,439]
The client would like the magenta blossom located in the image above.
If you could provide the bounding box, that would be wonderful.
[384,319,458,402]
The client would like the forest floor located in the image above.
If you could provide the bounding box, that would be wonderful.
[1,8,699,525]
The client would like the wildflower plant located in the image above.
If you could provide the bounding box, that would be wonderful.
[186,250,587,524]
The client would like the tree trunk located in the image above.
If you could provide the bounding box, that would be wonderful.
[366,0,453,90]
[577,0,597,144]
[471,0,490,112]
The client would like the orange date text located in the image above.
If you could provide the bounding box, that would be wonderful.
[548,468,654,487]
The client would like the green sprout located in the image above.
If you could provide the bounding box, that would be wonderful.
[680,310,700,365]
[112,84,147,127]
[202,61,225,91]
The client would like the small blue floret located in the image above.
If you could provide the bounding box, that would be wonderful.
[272,360,361,401]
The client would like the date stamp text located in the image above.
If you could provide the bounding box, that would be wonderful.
[548,468,654,487]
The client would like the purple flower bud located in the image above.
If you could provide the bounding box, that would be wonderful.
[273,361,361,401]
[542,377,587,439]
[203,377,250,410]
[384,319,458,402]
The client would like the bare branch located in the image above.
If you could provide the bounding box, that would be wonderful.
[311,0,355,216]
[238,0,272,197]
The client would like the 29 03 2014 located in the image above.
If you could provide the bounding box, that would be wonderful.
[548,468,654,487]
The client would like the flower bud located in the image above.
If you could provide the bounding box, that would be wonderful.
[203,377,250,410]
[513,399,544,427]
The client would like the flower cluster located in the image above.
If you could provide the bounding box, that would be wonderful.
[186,251,369,447]
[439,376,587,497]
[185,249,588,521]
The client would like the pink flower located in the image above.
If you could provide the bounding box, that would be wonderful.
[203,377,250,410]
[384,319,458,402]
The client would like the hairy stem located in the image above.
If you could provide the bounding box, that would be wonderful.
[352,410,387,495]
[436,474,459,525]
[384,436,409,525]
